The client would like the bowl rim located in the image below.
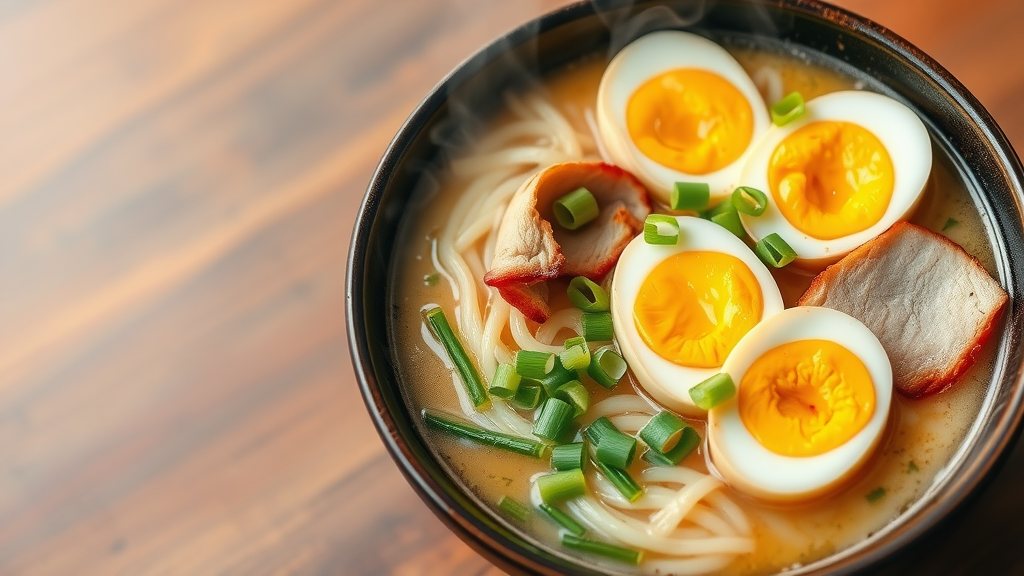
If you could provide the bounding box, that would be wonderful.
[347,0,1024,574]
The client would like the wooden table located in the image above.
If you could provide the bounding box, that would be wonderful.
[3,0,1022,574]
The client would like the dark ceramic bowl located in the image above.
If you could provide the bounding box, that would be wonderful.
[347,1,1024,574]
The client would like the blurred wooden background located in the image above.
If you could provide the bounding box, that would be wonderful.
[1,0,1022,574]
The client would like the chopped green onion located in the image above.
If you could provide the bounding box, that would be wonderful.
[424,307,489,409]
[866,487,886,503]
[488,363,521,400]
[423,410,547,458]
[567,277,610,312]
[539,503,586,536]
[732,186,768,216]
[584,416,618,446]
[706,200,747,239]
[943,217,960,231]
[595,430,637,469]
[560,342,591,372]
[754,233,798,268]
[588,347,627,389]
[536,469,587,504]
[553,187,600,230]
[771,91,805,126]
[564,335,587,349]
[554,380,590,417]
[513,384,544,410]
[582,312,613,342]
[642,448,675,467]
[642,426,701,466]
[688,373,736,410]
[551,442,587,471]
[533,398,575,443]
[516,350,555,379]
[670,182,710,211]
[497,495,530,522]
[639,412,686,453]
[527,356,580,397]
[423,273,440,286]
[907,461,920,474]
[596,462,643,502]
[561,534,642,565]
[643,214,680,245]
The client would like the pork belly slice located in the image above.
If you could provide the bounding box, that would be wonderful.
[798,222,1008,398]
[484,162,650,322]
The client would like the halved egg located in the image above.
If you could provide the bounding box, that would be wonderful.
[597,31,771,206]
[708,306,893,502]
[739,91,932,268]
[610,216,784,416]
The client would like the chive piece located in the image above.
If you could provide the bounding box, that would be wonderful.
[642,426,701,466]
[771,91,805,126]
[639,412,686,453]
[560,343,591,372]
[488,363,522,400]
[536,469,587,504]
[561,534,642,565]
[588,347,627,389]
[554,380,590,417]
[423,273,440,286]
[564,335,587,350]
[424,307,489,408]
[553,187,600,230]
[582,312,613,342]
[597,462,643,502]
[754,233,797,268]
[688,373,736,410]
[732,186,768,216]
[516,350,555,379]
[643,214,680,245]
[942,217,960,231]
[595,431,637,469]
[423,410,547,458]
[539,503,586,536]
[527,356,580,397]
[670,182,710,211]
[497,495,530,522]
[707,200,747,239]
[584,416,621,447]
[533,398,575,443]
[513,384,544,410]
[866,487,886,503]
[907,461,920,474]
[567,277,610,312]
[551,442,587,471]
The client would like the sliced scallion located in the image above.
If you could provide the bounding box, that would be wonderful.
[771,91,805,126]
[516,350,555,379]
[553,187,600,230]
[497,495,530,522]
[424,307,489,409]
[670,182,710,211]
[527,356,579,397]
[596,462,643,502]
[533,398,575,443]
[732,186,768,216]
[642,425,701,466]
[488,363,521,400]
[564,335,586,350]
[595,430,637,469]
[643,214,680,245]
[536,468,587,504]
[639,411,686,453]
[560,342,591,372]
[754,232,797,268]
[582,312,613,342]
[423,410,547,458]
[588,347,627,389]
[706,200,747,239]
[539,503,586,536]
[943,217,960,231]
[553,380,589,417]
[567,277,610,312]
[513,384,544,410]
[584,416,620,447]
[688,373,736,410]
[551,442,587,471]
[561,534,642,565]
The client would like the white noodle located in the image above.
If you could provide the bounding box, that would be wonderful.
[510,308,564,354]
[534,308,583,344]
[610,413,653,434]
[648,476,724,537]
[753,65,784,106]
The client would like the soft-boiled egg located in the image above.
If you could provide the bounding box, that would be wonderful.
[708,306,893,502]
[739,91,931,268]
[597,31,771,205]
[611,216,784,416]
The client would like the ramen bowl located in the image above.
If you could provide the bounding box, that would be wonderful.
[347,1,1024,574]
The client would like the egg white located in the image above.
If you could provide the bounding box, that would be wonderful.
[610,216,784,417]
[739,91,932,268]
[597,30,771,205]
[708,306,893,502]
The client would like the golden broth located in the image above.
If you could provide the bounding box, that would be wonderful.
[388,49,996,574]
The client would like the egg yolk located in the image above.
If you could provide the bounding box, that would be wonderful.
[626,69,754,175]
[739,339,875,457]
[768,121,894,240]
[633,251,763,368]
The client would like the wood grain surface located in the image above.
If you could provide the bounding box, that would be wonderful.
[3,0,1023,574]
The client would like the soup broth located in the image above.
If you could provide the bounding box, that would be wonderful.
[387,47,997,575]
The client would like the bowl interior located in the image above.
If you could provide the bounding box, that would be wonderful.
[348,1,1024,574]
